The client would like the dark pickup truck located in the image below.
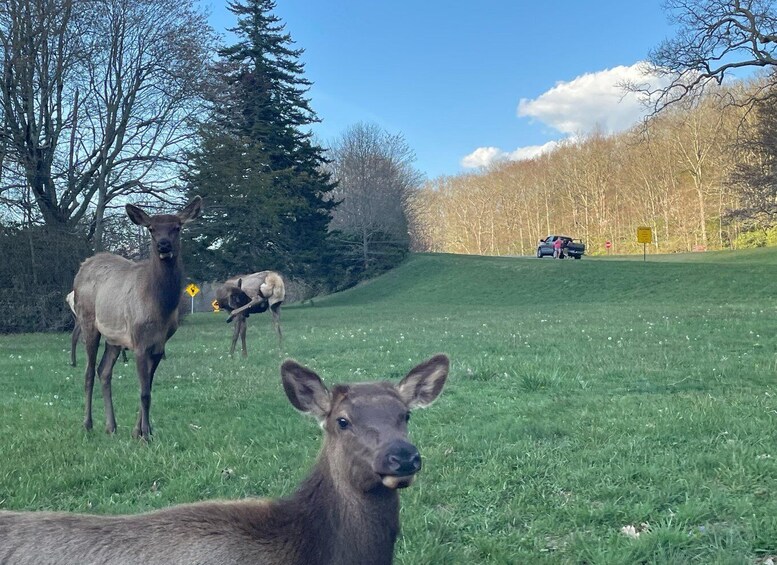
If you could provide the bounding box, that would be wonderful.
[536,235,585,259]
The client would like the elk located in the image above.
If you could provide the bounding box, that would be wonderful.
[0,354,450,565]
[72,196,202,440]
[215,270,285,357]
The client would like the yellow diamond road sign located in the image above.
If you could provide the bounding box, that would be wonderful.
[185,283,200,297]
[637,226,653,244]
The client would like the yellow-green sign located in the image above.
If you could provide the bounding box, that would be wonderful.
[185,283,200,297]
[212,299,220,312]
[637,226,653,244]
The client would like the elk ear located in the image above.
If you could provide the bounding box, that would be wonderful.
[126,204,152,227]
[281,360,331,422]
[396,354,449,409]
[178,196,202,223]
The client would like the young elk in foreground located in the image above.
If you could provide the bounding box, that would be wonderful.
[72,197,202,440]
[215,270,285,356]
[0,354,449,565]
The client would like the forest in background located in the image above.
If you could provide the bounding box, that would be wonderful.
[407,79,777,256]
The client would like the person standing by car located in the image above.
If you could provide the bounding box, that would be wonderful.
[553,237,564,259]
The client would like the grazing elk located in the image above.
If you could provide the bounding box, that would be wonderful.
[66,291,127,367]
[72,197,202,440]
[215,270,285,357]
[0,354,450,565]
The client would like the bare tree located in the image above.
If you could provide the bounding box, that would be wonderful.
[0,0,214,247]
[726,91,777,229]
[326,122,422,270]
[643,0,777,111]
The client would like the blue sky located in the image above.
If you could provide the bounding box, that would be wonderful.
[201,1,676,179]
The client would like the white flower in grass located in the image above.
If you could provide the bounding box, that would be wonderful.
[621,522,650,539]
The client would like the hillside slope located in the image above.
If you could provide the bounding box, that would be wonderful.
[316,250,777,309]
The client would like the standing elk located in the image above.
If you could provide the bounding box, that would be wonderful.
[0,354,450,565]
[215,271,285,357]
[72,196,202,440]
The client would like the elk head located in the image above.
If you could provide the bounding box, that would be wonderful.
[281,354,449,492]
[126,196,202,262]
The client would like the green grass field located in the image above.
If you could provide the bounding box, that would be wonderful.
[2,250,776,563]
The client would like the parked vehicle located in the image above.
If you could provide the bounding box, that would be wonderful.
[536,235,585,259]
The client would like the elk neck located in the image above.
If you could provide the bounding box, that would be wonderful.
[147,253,184,315]
[279,449,401,565]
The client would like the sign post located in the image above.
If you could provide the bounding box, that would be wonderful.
[185,283,200,314]
[636,227,653,262]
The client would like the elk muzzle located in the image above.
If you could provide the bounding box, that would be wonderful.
[156,239,174,260]
[374,439,422,489]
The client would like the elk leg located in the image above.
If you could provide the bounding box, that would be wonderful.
[229,317,240,356]
[70,322,81,367]
[97,343,122,434]
[225,296,264,322]
[239,315,248,357]
[121,349,129,363]
[132,352,153,440]
[83,332,100,431]
[132,351,163,440]
[271,303,282,352]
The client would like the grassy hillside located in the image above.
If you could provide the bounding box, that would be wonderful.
[1,251,776,563]
[321,250,777,307]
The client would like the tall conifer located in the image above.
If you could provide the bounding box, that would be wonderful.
[185,0,335,283]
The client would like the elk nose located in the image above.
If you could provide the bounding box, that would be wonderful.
[157,240,172,253]
[379,441,422,475]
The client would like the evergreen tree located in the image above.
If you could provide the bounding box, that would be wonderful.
[184,0,336,285]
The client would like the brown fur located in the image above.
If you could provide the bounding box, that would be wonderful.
[216,271,285,356]
[66,291,127,367]
[0,354,450,565]
[72,197,202,439]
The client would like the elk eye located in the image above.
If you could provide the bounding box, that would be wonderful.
[336,417,350,430]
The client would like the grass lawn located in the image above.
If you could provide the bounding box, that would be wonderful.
[1,250,776,563]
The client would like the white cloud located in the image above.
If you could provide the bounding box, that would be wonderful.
[460,140,560,169]
[461,63,669,170]
[460,147,505,168]
[505,140,561,161]
[517,63,664,135]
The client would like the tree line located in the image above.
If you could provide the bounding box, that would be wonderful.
[406,78,777,257]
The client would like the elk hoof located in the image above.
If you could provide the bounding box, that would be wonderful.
[132,427,152,441]
[84,419,93,431]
